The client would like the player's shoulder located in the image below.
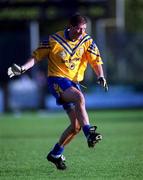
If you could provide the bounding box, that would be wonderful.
[49,30,64,44]
[82,32,94,46]
[82,33,99,50]
[55,30,64,36]
[50,30,64,39]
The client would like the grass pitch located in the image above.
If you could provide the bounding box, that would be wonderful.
[0,110,143,180]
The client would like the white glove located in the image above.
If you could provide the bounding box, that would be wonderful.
[97,77,108,92]
[8,64,25,78]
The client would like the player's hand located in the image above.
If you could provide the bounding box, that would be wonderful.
[7,64,25,78]
[97,77,108,92]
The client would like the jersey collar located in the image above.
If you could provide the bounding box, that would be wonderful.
[64,28,83,42]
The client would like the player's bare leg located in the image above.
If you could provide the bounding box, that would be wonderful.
[61,87,102,147]
[47,107,81,170]
[61,87,90,127]
[47,87,102,170]
[59,108,81,146]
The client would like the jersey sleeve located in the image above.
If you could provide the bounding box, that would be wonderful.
[86,41,103,66]
[32,39,50,62]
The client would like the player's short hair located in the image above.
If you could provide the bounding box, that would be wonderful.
[69,13,87,27]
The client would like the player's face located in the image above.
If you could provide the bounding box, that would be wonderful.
[70,23,87,40]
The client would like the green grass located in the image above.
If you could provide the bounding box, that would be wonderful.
[0,110,143,180]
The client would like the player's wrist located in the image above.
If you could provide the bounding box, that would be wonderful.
[97,76,105,80]
[21,66,26,73]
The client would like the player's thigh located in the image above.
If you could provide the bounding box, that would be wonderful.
[61,86,84,103]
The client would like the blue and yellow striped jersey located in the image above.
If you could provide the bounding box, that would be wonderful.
[32,29,103,82]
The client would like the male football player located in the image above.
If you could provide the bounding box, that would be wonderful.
[8,14,108,170]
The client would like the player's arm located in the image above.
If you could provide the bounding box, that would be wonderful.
[93,63,108,92]
[22,57,36,71]
[7,57,36,78]
[8,39,50,78]
[87,41,108,91]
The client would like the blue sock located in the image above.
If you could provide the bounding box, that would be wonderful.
[82,124,91,137]
[50,143,64,156]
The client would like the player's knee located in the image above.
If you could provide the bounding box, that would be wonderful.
[75,92,85,105]
[72,125,81,135]
[75,126,81,134]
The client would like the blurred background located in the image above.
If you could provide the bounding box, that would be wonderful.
[0,0,143,114]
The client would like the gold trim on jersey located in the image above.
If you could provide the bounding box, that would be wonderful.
[54,83,63,96]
